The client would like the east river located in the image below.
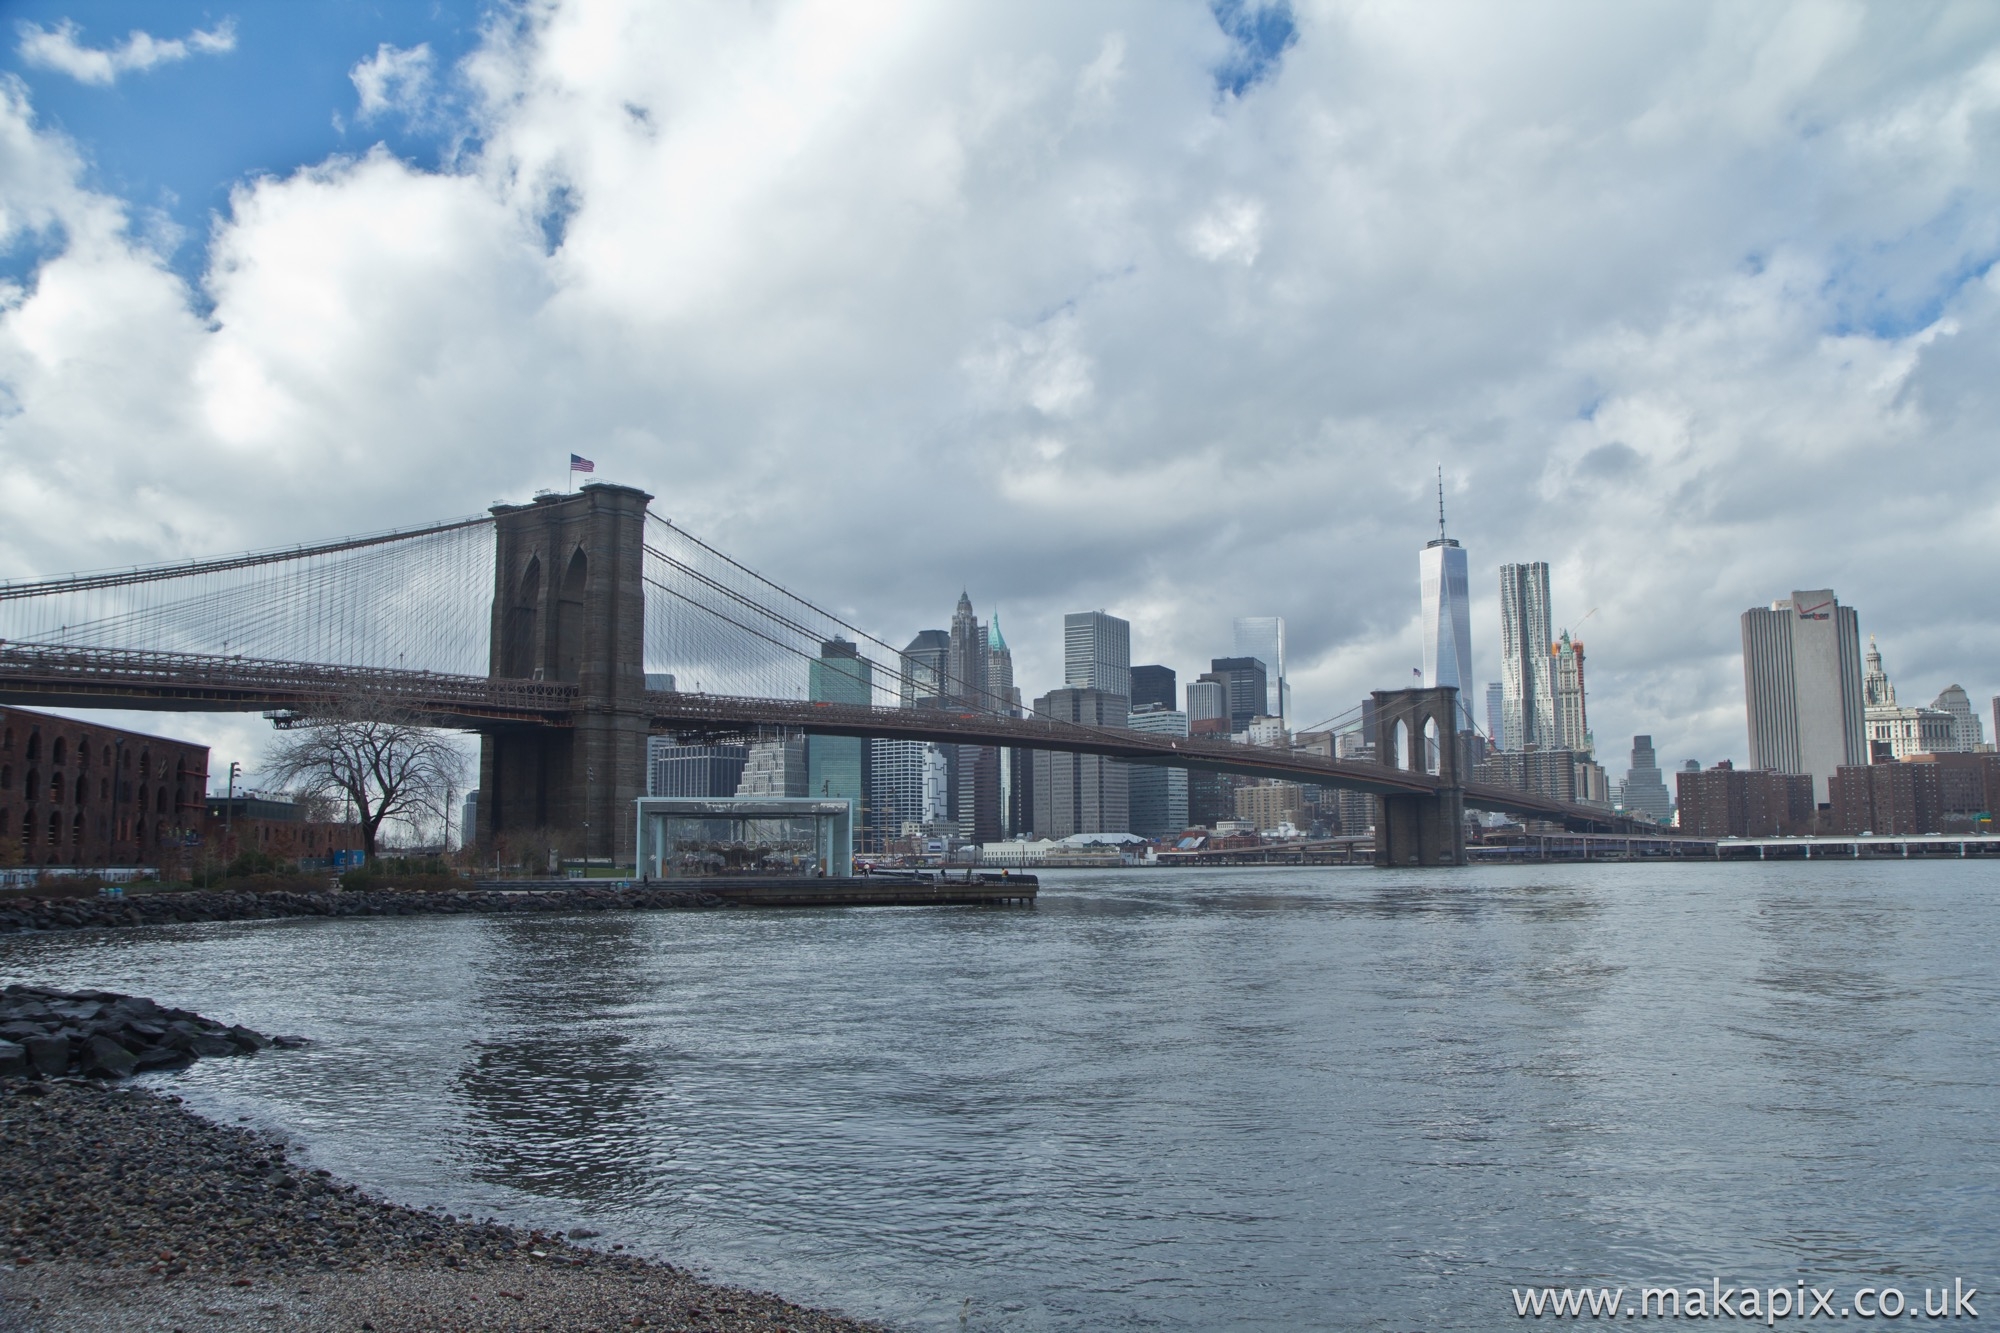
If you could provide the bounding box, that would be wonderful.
[4,863,1997,1330]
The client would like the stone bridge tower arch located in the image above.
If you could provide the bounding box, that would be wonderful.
[1370,686,1466,867]
[477,483,652,862]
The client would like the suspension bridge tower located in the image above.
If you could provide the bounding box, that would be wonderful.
[1370,686,1467,867]
[476,483,653,863]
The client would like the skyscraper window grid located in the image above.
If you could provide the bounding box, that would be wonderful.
[1064,611,1131,699]
[1420,481,1474,733]
[1498,561,1554,752]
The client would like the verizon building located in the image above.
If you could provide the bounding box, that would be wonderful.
[1740,589,1866,805]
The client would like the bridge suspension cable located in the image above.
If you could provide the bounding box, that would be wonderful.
[642,511,1380,769]
[0,516,497,677]
[0,515,492,601]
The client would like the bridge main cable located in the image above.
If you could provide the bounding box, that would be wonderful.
[648,507,1372,756]
[0,514,494,602]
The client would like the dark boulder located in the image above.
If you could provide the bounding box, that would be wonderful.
[24,1034,70,1077]
[84,1035,137,1078]
[0,1040,25,1076]
[132,1046,194,1072]
[187,1034,237,1059]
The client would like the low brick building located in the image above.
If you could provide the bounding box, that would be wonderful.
[1831,754,1998,835]
[0,706,209,869]
[1909,752,2000,829]
[1830,762,1942,835]
[1675,762,1815,837]
[203,795,363,865]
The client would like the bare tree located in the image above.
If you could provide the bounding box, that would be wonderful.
[262,702,469,858]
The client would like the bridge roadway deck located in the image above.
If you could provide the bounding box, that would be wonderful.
[641,691,1636,830]
[0,644,1640,832]
[0,644,576,728]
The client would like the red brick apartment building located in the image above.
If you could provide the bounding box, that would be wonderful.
[1831,753,2000,835]
[1674,761,1815,838]
[0,706,210,869]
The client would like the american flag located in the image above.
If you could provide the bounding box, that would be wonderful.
[570,454,595,474]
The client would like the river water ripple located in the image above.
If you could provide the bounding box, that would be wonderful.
[3,863,1996,1330]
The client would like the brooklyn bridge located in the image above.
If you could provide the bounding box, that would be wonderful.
[0,483,1647,866]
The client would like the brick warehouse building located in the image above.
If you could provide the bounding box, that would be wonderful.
[0,706,209,870]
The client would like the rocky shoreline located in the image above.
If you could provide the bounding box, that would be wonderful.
[0,983,302,1081]
[0,987,892,1329]
[0,884,721,937]
[1,1077,888,1332]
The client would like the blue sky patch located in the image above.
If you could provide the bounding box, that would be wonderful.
[0,1,494,288]
[1210,0,1297,97]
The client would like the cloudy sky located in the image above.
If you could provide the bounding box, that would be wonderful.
[3,0,1999,784]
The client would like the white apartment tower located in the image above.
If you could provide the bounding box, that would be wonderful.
[1741,590,1865,804]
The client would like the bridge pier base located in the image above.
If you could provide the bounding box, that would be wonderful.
[1374,789,1465,867]
[1370,686,1467,868]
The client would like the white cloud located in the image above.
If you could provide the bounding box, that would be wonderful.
[4,1,2000,777]
[350,43,435,123]
[1184,195,1263,265]
[15,18,235,86]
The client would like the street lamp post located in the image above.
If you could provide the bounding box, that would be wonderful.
[223,761,240,870]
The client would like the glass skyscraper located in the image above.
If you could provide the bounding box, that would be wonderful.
[1231,617,1286,723]
[1421,513,1474,733]
[1498,561,1554,751]
[1126,703,1190,837]
[807,638,871,847]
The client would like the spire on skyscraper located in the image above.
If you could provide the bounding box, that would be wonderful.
[1419,475,1473,732]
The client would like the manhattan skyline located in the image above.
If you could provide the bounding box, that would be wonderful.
[2,3,1997,784]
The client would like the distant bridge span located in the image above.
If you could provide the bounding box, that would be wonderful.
[0,484,1658,865]
[0,643,1633,836]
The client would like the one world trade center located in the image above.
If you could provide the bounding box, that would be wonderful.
[1420,474,1475,734]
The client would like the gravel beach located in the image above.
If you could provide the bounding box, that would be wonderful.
[0,1079,891,1333]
